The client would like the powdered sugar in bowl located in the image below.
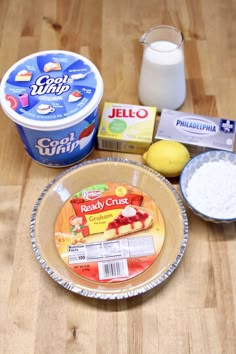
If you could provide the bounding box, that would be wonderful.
[180,150,236,223]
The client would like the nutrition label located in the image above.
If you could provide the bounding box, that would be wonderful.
[68,235,155,264]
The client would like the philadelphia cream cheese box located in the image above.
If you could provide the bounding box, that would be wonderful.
[98,102,156,154]
[155,109,236,155]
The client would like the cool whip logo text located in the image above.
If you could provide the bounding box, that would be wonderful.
[176,117,217,135]
[108,108,148,119]
[30,74,70,96]
[35,132,79,156]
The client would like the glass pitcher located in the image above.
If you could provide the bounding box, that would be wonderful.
[138,25,186,111]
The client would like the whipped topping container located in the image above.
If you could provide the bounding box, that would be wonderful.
[0,50,103,167]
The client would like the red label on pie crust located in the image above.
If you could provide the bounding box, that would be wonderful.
[54,183,165,283]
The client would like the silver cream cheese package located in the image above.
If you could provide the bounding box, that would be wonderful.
[155,109,236,155]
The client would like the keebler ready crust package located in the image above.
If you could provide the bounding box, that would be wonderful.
[54,182,165,283]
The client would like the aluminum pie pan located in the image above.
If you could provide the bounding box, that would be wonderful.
[30,158,188,300]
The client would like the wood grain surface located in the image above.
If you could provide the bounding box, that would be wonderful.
[0,0,236,353]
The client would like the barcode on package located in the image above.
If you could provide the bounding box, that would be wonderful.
[98,259,129,280]
[98,139,124,151]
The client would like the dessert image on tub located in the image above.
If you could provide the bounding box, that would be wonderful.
[36,104,55,115]
[54,182,165,282]
[15,69,32,81]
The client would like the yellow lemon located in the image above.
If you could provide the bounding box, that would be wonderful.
[143,140,190,177]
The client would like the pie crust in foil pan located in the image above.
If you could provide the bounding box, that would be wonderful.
[30,158,188,300]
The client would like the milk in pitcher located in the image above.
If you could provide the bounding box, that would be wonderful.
[138,26,186,111]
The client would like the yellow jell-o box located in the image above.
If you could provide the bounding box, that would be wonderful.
[98,102,157,154]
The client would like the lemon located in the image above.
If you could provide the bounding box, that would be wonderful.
[143,140,190,177]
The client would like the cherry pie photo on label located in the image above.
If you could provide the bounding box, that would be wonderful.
[54,182,165,283]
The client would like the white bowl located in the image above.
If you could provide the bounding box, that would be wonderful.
[180,150,236,223]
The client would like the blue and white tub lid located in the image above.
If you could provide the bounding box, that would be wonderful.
[0,50,103,130]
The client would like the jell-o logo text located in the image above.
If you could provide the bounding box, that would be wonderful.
[108,107,149,119]
[30,74,70,96]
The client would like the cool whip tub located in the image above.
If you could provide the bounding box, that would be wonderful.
[0,50,103,167]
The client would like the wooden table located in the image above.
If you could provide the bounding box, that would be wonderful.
[0,1,236,353]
